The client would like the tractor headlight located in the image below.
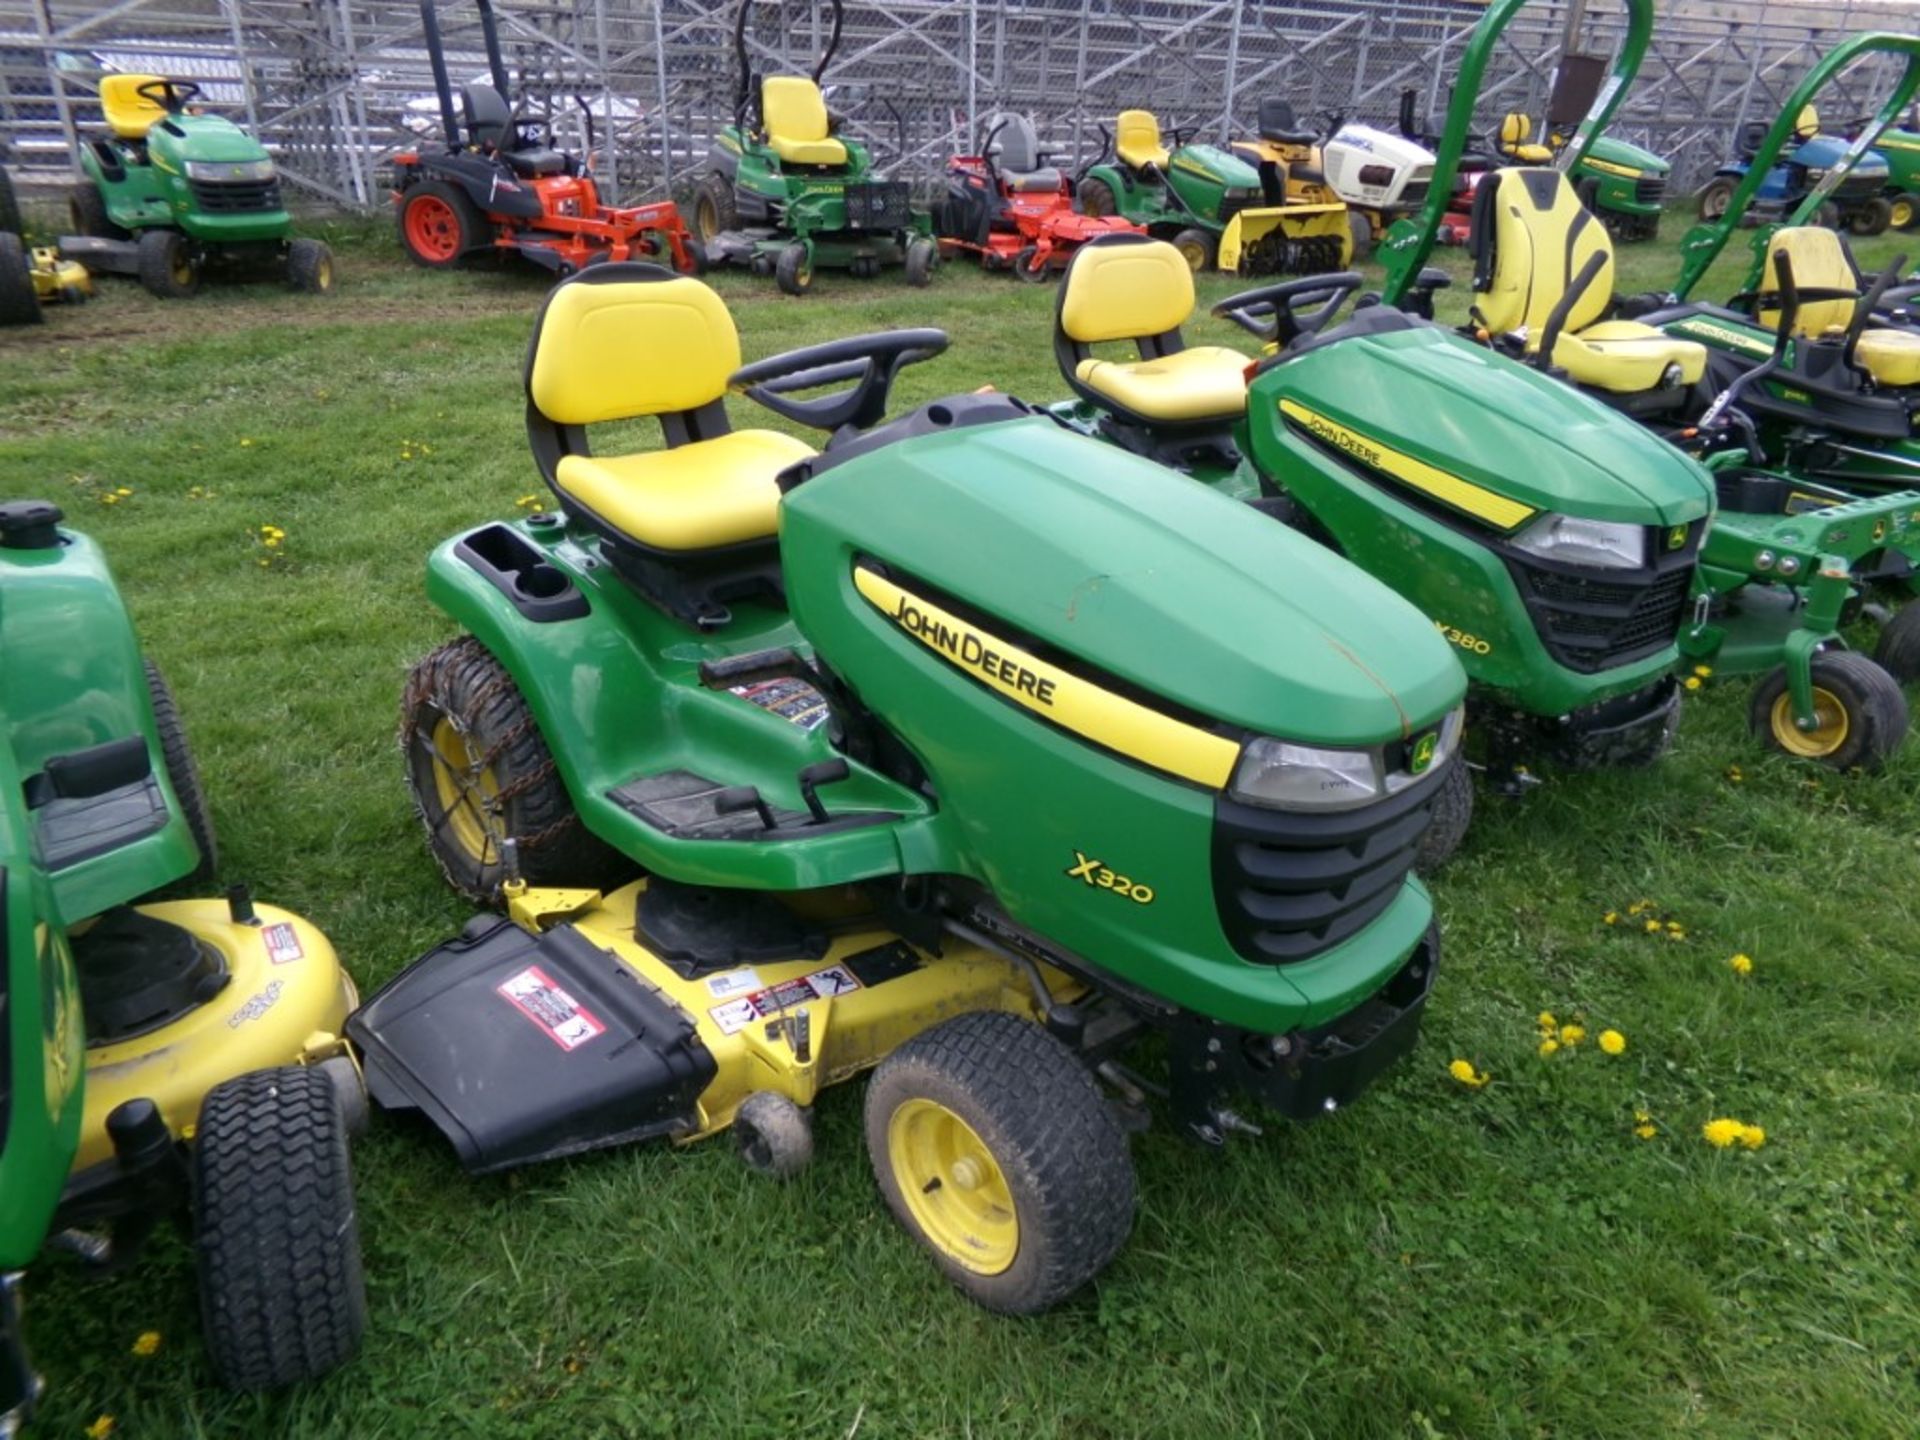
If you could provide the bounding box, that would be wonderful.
[1510,513,1645,570]
[1229,705,1465,813]
[184,158,276,183]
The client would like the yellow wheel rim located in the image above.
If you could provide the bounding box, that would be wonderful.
[1895,200,1914,229]
[1176,238,1207,270]
[316,257,334,290]
[172,255,193,286]
[1769,685,1850,758]
[887,1099,1018,1275]
[427,715,503,863]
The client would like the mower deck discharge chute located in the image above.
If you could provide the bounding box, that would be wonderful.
[0,502,366,1430]
[349,262,1467,1313]
[393,0,700,277]
[58,73,334,299]
[1078,109,1350,276]
[695,0,936,295]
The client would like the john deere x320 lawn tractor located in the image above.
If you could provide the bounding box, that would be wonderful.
[347,262,1468,1315]
[0,502,366,1430]
[60,73,334,299]
[694,0,935,295]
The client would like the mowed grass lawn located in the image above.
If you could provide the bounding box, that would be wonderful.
[3,206,1920,1440]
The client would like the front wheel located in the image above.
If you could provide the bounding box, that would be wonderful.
[1891,191,1920,232]
[1346,210,1374,261]
[1011,244,1050,283]
[903,236,937,287]
[865,1010,1135,1315]
[775,241,812,296]
[693,171,737,244]
[1170,225,1216,272]
[400,636,630,903]
[1698,176,1735,223]
[1748,651,1908,771]
[136,228,199,299]
[194,1067,365,1390]
[0,233,42,327]
[1850,196,1893,237]
[396,179,484,268]
[286,237,335,294]
[1413,760,1473,875]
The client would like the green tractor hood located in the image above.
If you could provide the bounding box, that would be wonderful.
[1584,133,1667,175]
[1263,327,1713,527]
[1169,143,1259,191]
[784,411,1464,749]
[146,110,273,167]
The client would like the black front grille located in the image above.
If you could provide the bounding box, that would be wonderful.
[1212,772,1438,965]
[187,178,282,214]
[1399,179,1430,206]
[845,181,911,229]
[1634,174,1666,206]
[1506,554,1692,674]
[1832,173,1882,204]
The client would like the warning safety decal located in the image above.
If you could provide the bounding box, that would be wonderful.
[497,964,607,1051]
[707,964,862,1035]
[262,922,305,965]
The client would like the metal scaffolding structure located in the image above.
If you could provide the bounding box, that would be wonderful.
[0,0,1910,212]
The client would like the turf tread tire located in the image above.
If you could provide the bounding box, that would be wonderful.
[401,636,630,904]
[775,242,812,296]
[1414,759,1473,875]
[1748,650,1909,771]
[904,237,937,287]
[193,1066,365,1391]
[396,180,484,269]
[136,228,198,298]
[694,172,737,244]
[735,1091,813,1179]
[287,237,334,293]
[1873,601,1920,683]
[865,1010,1134,1315]
[0,233,40,326]
[144,660,218,880]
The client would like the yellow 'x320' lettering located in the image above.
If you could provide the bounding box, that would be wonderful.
[1066,851,1155,904]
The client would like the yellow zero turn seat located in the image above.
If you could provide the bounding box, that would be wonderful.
[1471,167,1706,395]
[524,268,815,552]
[1115,110,1171,171]
[1054,236,1249,425]
[761,76,848,168]
[1753,226,1920,388]
[1496,113,1554,164]
[100,73,170,140]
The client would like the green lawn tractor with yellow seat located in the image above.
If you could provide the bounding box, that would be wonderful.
[0,501,366,1431]
[346,262,1468,1314]
[1043,222,1712,819]
[694,0,935,296]
[59,73,333,299]
[1400,3,1917,768]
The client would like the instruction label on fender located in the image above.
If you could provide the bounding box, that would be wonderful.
[729,676,830,731]
[497,964,607,1051]
[704,967,764,999]
[706,964,862,1035]
[263,922,305,965]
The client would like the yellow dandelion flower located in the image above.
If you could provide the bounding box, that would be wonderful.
[1538,1038,1559,1057]
[515,494,542,509]
[258,557,271,567]
[1702,1118,1746,1148]
[86,1417,116,1440]
[1739,1125,1766,1150]
[1693,664,1713,678]
[115,486,132,496]
[239,437,254,448]
[1684,675,1702,691]
[1628,900,1650,915]
[1537,1010,1557,1030]
[1667,928,1686,942]
[1634,1107,1653,1124]
[1725,764,1744,783]
[1559,1024,1586,1046]
[1729,953,1753,976]
[1602,910,1619,925]
[131,1330,161,1357]
[1598,1029,1626,1056]
[1634,1123,1658,1140]
[1643,918,1661,934]
[1447,1059,1489,1089]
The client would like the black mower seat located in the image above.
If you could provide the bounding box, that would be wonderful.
[503,146,569,178]
[1257,98,1318,148]
[1055,235,1248,426]
[525,266,815,553]
[987,115,1065,192]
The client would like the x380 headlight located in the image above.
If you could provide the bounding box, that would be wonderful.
[1228,704,1464,813]
[184,158,276,183]
[1510,513,1645,570]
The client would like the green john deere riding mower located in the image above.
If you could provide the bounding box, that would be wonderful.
[1076,110,1350,275]
[1399,4,1918,768]
[1,501,365,1430]
[58,73,333,299]
[694,0,935,296]
[346,262,1468,1314]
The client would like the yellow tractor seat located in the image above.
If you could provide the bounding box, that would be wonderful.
[524,264,818,624]
[1115,110,1170,171]
[1496,113,1554,164]
[1754,226,1862,338]
[1471,167,1706,399]
[761,77,847,167]
[101,73,169,140]
[1054,234,1247,429]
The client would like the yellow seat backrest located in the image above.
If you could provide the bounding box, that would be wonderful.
[101,73,168,140]
[1474,168,1614,339]
[1795,104,1820,141]
[528,276,741,426]
[1116,110,1170,170]
[1060,240,1194,344]
[762,76,830,145]
[1757,226,1859,336]
[1499,113,1531,147]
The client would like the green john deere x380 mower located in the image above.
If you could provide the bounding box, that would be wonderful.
[695,0,935,295]
[60,72,333,299]
[348,263,1467,1315]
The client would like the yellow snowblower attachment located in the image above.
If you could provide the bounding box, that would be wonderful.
[1219,202,1352,276]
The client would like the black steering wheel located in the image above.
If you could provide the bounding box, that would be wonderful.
[729,329,950,435]
[135,79,201,114]
[1213,272,1364,347]
[1165,123,1195,148]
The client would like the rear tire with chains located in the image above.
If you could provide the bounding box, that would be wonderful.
[400,636,633,904]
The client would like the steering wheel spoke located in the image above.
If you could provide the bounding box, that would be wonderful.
[1213,272,1364,348]
[728,328,949,436]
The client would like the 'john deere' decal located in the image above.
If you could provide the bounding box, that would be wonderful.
[854,566,1238,788]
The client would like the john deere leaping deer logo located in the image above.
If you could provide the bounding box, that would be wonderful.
[1409,732,1438,776]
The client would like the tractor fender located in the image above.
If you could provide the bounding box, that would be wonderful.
[705,145,741,182]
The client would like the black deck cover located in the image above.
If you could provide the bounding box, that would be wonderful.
[347,918,716,1173]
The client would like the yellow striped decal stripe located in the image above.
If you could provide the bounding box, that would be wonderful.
[854,567,1239,788]
[1279,398,1538,531]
